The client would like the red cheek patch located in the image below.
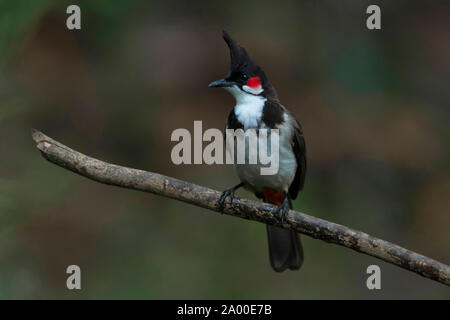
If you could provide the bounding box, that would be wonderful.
[246,77,261,89]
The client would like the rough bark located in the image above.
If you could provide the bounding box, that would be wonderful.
[31,129,450,286]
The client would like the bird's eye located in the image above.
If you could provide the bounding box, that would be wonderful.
[242,74,248,80]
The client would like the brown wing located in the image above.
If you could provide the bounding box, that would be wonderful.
[288,119,307,200]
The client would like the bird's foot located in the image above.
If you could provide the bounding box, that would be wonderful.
[274,197,290,224]
[217,188,237,211]
[217,182,244,211]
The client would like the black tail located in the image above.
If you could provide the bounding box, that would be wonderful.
[266,198,304,272]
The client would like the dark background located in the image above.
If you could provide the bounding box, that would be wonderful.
[0,0,449,298]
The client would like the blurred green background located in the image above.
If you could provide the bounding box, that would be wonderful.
[0,0,449,299]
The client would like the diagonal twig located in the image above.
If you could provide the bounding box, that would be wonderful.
[31,129,450,286]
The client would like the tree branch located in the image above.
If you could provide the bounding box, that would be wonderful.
[31,129,450,286]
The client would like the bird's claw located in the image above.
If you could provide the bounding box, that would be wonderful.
[274,199,290,224]
[217,188,236,211]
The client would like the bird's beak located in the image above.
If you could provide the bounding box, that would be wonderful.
[208,78,234,88]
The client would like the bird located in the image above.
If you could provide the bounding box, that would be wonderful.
[208,31,307,272]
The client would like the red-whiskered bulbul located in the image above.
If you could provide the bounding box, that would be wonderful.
[208,31,307,272]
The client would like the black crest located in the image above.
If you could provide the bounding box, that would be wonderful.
[221,31,278,100]
[222,31,258,75]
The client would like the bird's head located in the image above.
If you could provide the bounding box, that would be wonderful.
[208,31,278,101]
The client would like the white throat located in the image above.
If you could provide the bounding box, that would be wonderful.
[225,85,267,129]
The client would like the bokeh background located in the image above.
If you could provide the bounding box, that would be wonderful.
[0,0,449,299]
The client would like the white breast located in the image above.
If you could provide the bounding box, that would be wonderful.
[224,85,298,193]
[234,139,296,193]
[233,111,297,193]
[225,85,266,130]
